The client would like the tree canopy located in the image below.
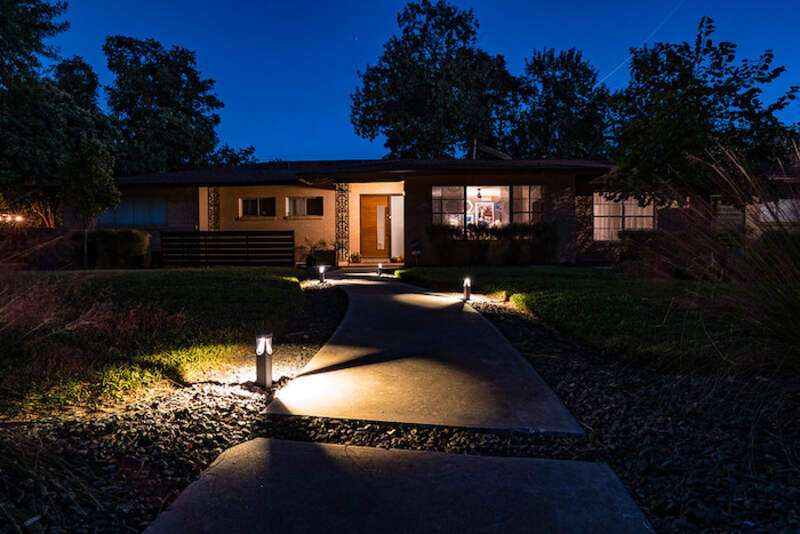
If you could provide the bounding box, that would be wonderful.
[0,0,68,88]
[502,48,609,160]
[350,0,517,158]
[0,78,117,226]
[54,55,100,109]
[608,17,798,203]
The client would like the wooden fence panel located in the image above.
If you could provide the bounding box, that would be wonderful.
[161,231,295,266]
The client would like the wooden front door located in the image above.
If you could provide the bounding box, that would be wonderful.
[360,195,391,258]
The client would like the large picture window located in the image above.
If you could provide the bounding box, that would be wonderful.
[239,197,276,217]
[593,193,654,241]
[97,197,167,226]
[432,186,465,227]
[512,185,544,223]
[287,196,323,216]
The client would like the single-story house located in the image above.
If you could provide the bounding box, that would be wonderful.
[97,158,793,266]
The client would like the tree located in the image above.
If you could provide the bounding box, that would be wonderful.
[350,0,517,158]
[608,17,798,203]
[103,36,225,176]
[502,48,609,160]
[0,78,118,227]
[208,144,258,167]
[54,55,100,109]
[0,0,68,88]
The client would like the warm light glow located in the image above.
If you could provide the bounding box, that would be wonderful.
[464,277,471,287]
[14,215,22,222]
[378,263,383,269]
[256,333,273,356]
[319,265,326,274]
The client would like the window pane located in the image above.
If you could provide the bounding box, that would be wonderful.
[307,197,323,216]
[242,199,259,217]
[259,198,276,217]
[466,186,509,227]
[115,199,134,225]
[150,197,167,225]
[440,186,464,200]
[288,198,304,216]
[442,199,463,213]
[97,209,115,226]
[593,216,622,241]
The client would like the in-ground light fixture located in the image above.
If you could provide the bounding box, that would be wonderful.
[255,332,273,388]
[318,265,326,283]
[377,263,383,277]
[463,277,471,301]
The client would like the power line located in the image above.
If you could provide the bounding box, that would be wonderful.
[596,0,687,86]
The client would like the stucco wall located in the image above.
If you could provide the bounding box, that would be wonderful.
[216,185,336,261]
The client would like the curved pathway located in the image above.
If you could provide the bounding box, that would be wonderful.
[267,273,581,434]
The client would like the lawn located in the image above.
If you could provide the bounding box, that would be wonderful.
[0,267,306,412]
[396,266,796,373]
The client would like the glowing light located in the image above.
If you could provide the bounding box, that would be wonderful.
[463,277,471,301]
[318,265,326,283]
[255,332,273,387]
[14,215,22,222]
[377,263,383,276]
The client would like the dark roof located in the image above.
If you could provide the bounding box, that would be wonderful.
[115,158,615,187]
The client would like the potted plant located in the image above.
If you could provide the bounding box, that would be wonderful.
[350,252,362,264]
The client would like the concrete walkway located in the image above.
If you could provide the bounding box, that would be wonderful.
[267,274,580,434]
[146,438,652,534]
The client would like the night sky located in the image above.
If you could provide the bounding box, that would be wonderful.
[48,0,800,161]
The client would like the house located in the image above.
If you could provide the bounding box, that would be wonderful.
[98,158,671,266]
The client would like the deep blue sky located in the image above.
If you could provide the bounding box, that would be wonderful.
[48,0,799,161]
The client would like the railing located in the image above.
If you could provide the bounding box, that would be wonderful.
[160,231,295,266]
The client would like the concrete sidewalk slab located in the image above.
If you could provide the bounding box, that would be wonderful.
[145,438,652,534]
[268,276,581,434]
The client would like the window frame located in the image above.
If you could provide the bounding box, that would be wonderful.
[512,185,545,223]
[286,196,324,217]
[97,197,168,227]
[592,193,655,241]
[238,197,276,218]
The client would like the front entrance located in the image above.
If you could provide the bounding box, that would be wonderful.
[360,195,391,258]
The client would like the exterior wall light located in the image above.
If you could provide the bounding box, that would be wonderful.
[318,265,326,283]
[255,332,273,388]
[377,263,383,276]
[463,277,471,301]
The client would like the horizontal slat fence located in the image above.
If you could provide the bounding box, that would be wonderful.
[161,231,295,266]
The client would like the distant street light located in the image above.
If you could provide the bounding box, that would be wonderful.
[255,332,273,388]
[463,277,471,301]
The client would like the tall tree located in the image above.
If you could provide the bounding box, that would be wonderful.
[0,0,68,87]
[54,55,99,109]
[503,48,609,160]
[350,0,516,158]
[608,17,798,203]
[103,36,253,176]
[0,78,117,226]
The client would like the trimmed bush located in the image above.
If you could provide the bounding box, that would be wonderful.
[425,222,558,265]
[80,229,151,268]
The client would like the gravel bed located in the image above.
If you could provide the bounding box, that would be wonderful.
[0,284,346,533]
[3,284,798,533]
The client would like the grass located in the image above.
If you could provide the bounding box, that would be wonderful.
[0,267,306,412]
[396,266,798,373]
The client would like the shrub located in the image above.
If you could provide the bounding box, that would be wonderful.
[425,222,558,265]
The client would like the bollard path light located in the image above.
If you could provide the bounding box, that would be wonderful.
[377,263,383,277]
[318,265,326,283]
[255,332,273,388]
[463,277,471,301]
